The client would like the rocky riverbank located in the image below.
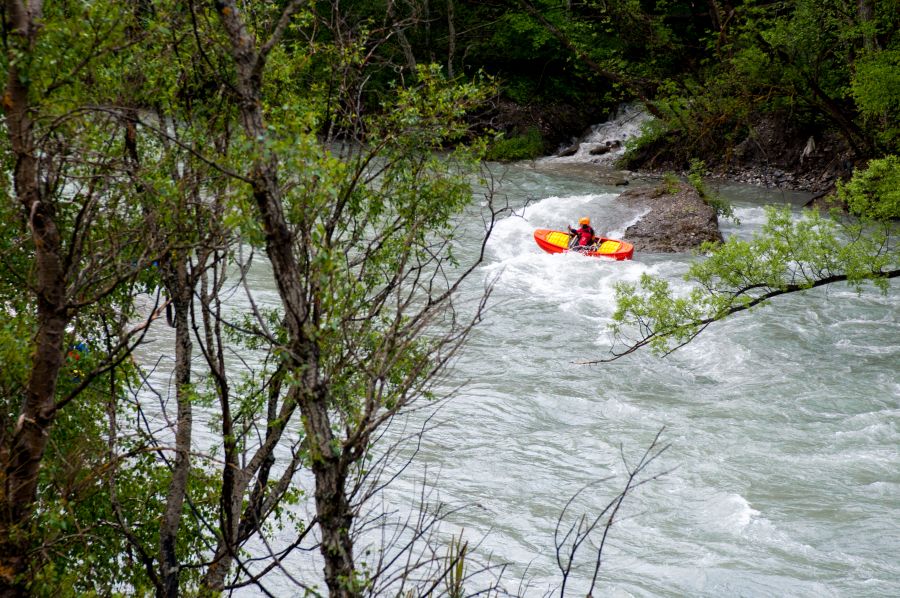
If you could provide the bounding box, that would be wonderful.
[507,102,856,196]
[620,111,856,196]
[496,101,854,247]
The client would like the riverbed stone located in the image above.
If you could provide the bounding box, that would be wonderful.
[618,181,723,252]
[557,142,579,157]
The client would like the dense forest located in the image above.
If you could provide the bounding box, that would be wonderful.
[325,0,899,184]
[0,0,897,595]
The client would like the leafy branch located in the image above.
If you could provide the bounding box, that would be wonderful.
[586,204,900,364]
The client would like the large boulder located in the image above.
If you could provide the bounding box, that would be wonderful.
[619,181,723,252]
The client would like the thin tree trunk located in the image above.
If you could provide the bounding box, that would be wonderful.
[447,0,456,78]
[157,258,193,597]
[754,32,875,157]
[213,2,358,594]
[309,426,355,595]
[387,0,418,72]
[858,0,876,51]
[201,369,300,591]
[706,0,723,32]
[199,258,241,592]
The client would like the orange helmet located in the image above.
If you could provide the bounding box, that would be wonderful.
[579,217,590,225]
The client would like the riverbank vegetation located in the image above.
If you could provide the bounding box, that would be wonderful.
[311,0,899,186]
[0,0,507,594]
[1,0,897,595]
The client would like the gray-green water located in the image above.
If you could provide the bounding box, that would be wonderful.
[134,159,898,596]
[372,161,899,596]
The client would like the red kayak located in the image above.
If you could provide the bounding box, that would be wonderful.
[533,229,634,260]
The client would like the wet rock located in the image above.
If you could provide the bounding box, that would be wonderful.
[589,140,621,156]
[557,143,580,157]
[487,99,605,154]
[595,174,629,186]
[803,188,848,213]
[618,182,723,253]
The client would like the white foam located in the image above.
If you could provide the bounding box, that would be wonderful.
[703,492,760,533]
[483,194,660,315]
[539,104,654,165]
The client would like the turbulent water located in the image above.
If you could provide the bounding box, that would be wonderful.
[394,161,899,597]
[133,113,898,596]
[548,103,654,166]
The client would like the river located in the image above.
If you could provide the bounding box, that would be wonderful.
[132,129,898,596]
[383,158,898,597]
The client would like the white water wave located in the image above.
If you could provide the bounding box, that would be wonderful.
[538,104,654,166]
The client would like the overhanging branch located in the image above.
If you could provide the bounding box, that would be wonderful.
[583,267,900,364]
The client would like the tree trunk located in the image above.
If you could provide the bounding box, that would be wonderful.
[0,1,69,592]
[199,260,241,592]
[307,406,355,596]
[157,259,193,597]
[858,0,876,51]
[250,145,360,596]
[213,2,359,594]
[201,369,300,591]
[447,0,456,78]
[387,0,418,72]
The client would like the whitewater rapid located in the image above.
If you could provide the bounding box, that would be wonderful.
[385,164,899,597]
[131,155,898,596]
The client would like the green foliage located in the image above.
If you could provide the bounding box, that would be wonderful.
[623,116,670,158]
[4,0,899,591]
[485,128,545,162]
[853,50,900,119]
[444,532,469,598]
[613,0,900,171]
[611,273,709,356]
[381,64,495,150]
[660,173,681,195]
[1,0,240,590]
[0,314,32,410]
[838,155,900,220]
[686,159,707,197]
[610,205,899,358]
[293,66,493,419]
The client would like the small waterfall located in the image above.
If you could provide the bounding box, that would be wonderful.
[543,103,653,165]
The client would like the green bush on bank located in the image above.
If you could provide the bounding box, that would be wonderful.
[485,128,545,162]
[688,159,737,223]
[838,155,900,220]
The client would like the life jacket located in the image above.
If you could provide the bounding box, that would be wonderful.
[575,225,595,246]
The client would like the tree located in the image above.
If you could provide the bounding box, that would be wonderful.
[208,0,503,590]
[654,0,900,165]
[0,0,173,591]
[0,0,507,594]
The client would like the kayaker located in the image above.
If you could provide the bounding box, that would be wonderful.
[568,217,596,250]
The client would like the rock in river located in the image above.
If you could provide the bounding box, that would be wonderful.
[618,181,723,253]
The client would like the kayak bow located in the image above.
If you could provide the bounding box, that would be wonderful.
[533,229,634,260]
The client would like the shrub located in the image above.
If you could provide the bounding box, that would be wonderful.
[838,155,900,220]
[689,159,737,223]
[485,127,545,161]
